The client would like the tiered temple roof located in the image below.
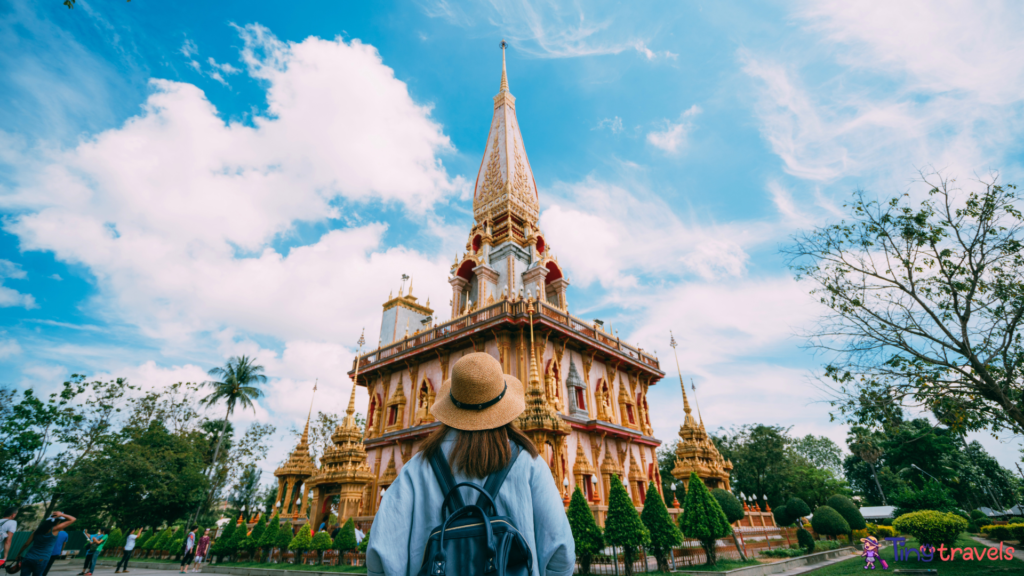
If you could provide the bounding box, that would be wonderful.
[670,381,733,490]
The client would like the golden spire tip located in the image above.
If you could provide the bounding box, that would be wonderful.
[499,39,509,93]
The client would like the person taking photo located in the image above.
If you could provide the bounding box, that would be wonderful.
[17,512,76,576]
[0,507,18,567]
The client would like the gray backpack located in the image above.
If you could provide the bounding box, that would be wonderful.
[417,444,533,576]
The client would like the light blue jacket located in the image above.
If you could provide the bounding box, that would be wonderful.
[366,433,575,576]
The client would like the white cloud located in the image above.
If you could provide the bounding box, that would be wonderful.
[0,259,36,309]
[633,41,677,60]
[540,176,757,291]
[593,116,623,133]
[0,338,21,359]
[180,39,198,58]
[1,24,459,345]
[742,3,1024,186]
[646,104,700,154]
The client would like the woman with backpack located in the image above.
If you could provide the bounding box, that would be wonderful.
[366,352,574,576]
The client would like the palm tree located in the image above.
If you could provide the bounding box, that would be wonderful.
[189,355,267,525]
[203,355,267,470]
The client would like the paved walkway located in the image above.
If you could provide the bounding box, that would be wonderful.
[48,559,170,576]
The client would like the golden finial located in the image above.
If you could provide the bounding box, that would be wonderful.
[691,378,704,425]
[301,378,317,445]
[670,331,692,415]
[499,39,509,93]
[527,298,540,389]
[388,290,393,300]
[408,276,414,296]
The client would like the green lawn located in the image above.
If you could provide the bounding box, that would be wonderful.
[809,535,1022,575]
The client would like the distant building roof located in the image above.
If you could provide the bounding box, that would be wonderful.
[859,506,895,520]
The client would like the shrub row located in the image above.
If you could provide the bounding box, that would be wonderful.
[892,511,967,547]
[980,524,1024,542]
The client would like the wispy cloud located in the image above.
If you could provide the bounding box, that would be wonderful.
[593,116,623,133]
[0,260,36,309]
[646,104,700,154]
[179,39,241,86]
[633,40,677,60]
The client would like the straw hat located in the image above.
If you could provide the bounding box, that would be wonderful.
[430,352,526,431]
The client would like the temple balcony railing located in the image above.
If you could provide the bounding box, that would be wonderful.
[351,298,661,374]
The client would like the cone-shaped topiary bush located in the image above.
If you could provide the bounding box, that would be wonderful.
[797,528,815,553]
[810,506,850,540]
[108,528,124,550]
[679,473,733,567]
[826,495,865,541]
[227,522,247,559]
[211,522,234,561]
[334,518,357,552]
[289,523,313,553]
[641,482,682,572]
[311,531,333,562]
[275,526,293,553]
[247,516,267,559]
[711,489,747,561]
[358,528,369,554]
[567,487,604,576]
[136,528,155,551]
[259,514,280,561]
[604,476,650,576]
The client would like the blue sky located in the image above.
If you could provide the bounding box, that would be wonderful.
[2,0,1023,471]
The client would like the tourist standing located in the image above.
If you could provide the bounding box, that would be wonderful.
[82,528,107,576]
[18,512,76,576]
[191,528,210,573]
[178,525,197,574]
[0,507,17,566]
[114,527,142,573]
[365,353,575,576]
[40,525,68,576]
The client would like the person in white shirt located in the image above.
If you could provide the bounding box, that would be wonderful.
[115,527,143,573]
[0,507,18,566]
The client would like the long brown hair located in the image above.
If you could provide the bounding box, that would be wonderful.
[419,423,539,479]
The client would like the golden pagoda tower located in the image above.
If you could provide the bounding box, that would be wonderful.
[307,332,374,529]
[273,391,318,518]
[668,332,733,491]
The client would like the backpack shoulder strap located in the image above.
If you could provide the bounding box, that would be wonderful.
[477,443,522,509]
[429,448,465,515]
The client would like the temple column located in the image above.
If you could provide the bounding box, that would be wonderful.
[449,276,468,317]
[273,481,284,515]
[548,278,570,310]
[299,482,311,517]
[473,265,500,306]
[522,265,548,302]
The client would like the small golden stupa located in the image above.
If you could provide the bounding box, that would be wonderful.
[667,333,733,491]
[272,400,318,518]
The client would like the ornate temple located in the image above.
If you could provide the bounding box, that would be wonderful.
[273,45,765,530]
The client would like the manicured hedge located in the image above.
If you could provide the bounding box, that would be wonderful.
[892,510,967,547]
[866,523,896,539]
[980,523,1024,541]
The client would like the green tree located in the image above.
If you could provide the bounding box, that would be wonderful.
[135,528,155,550]
[227,521,248,559]
[679,473,732,567]
[603,476,649,576]
[357,529,369,554]
[713,425,792,507]
[791,435,844,477]
[784,497,811,525]
[657,441,684,507]
[311,531,332,562]
[810,506,849,540]
[891,481,959,518]
[711,489,747,561]
[787,175,1024,434]
[334,518,357,552]
[566,487,603,576]
[826,495,865,541]
[289,523,313,554]
[58,420,209,529]
[275,526,293,553]
[640,482,682,572]
[259,513,281,560]
[773,504,791,527]
[192,356,267,523]
[212,521,235,561]
[108,528,124,549]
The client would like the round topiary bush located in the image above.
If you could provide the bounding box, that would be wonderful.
[796,528,815,553]
[826,495,866,538]
[966,521,980,533]
[773,504,791,527]
[785,497,811,523]
[810,506,850,540]
[970,510,987,520]
[892,510,967,547]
